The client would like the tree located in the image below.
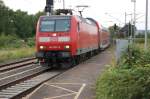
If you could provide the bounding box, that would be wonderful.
[108,24,120,38]
[0,0,4,6]
[0,1,44,40]
[0,0,16,35]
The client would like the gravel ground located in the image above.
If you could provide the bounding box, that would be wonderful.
[26,50,113,99]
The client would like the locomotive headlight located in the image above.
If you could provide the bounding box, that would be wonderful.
[40,46,45,50]
[58,37,70,42]
[64,45,70,49]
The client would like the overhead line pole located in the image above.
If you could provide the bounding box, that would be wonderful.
[63,0,65,9]
[133,0,136,40]
[131,0,136,41]
[145,0,149,50]
[125,12,127,25]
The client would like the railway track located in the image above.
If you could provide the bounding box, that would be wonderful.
[0,58,65,99]
[0,55,94,99]
[0,70,62,99]
[0,57,37,73]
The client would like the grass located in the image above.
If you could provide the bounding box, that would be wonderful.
[0,47,35,63]
[134,38,150,45]
[0,34,36,63]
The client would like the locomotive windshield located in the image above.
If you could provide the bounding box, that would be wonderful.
[40,20,55,32]
[40,19,70,32]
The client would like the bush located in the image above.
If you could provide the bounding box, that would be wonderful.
[27,37,35,47]
[0,34,23,49]
[135,38,150,44]
[0,34,35,49]
[0,34,35,62]
[96,46,150,99]
[135,38,145,44]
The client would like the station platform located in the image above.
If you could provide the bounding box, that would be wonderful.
[25,50,113,99]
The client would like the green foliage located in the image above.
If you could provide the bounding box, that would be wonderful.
[96,46,150,99]
[0,34,35,62]
[26,37,35,47]
[13,10,33,39]
[0,0,44,39]
[135,38,145,43]
[0,34,35,49]
[135,32,150,38]
[119,45,142,68]
[109,25,120,36]
[134,38,150,44]
[0,34,22,49]
[0,0,39,62]
[0,47,35,62]
[108,25,122,40]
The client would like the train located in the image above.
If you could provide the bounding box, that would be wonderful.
[35,15,110,68]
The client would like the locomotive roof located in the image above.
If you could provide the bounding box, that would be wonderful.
[40,15,72,20]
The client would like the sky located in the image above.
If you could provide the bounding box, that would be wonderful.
[3,0,150,30]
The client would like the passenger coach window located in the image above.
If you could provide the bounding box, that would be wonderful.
[55,20,70,32]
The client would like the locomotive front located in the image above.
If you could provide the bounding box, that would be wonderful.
[36,16,75,65]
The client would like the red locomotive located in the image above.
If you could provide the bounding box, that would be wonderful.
[36,15,110,67]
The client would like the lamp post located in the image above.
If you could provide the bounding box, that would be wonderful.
[145,0,149,50]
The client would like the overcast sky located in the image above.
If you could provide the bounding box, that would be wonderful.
[3,0,150,30]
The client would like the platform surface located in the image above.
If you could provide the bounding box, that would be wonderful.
[26,50,113,99]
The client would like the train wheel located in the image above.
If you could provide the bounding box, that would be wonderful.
[60,57,75,69]
[87,52,91,59]
[38,59,50,67]
[79,55,83,62]
[75,56,80,65]
[89,51,93,57]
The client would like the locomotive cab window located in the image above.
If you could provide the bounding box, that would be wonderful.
[40,20,55,32]
[55,20,70,32]
[40,19,70,32]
